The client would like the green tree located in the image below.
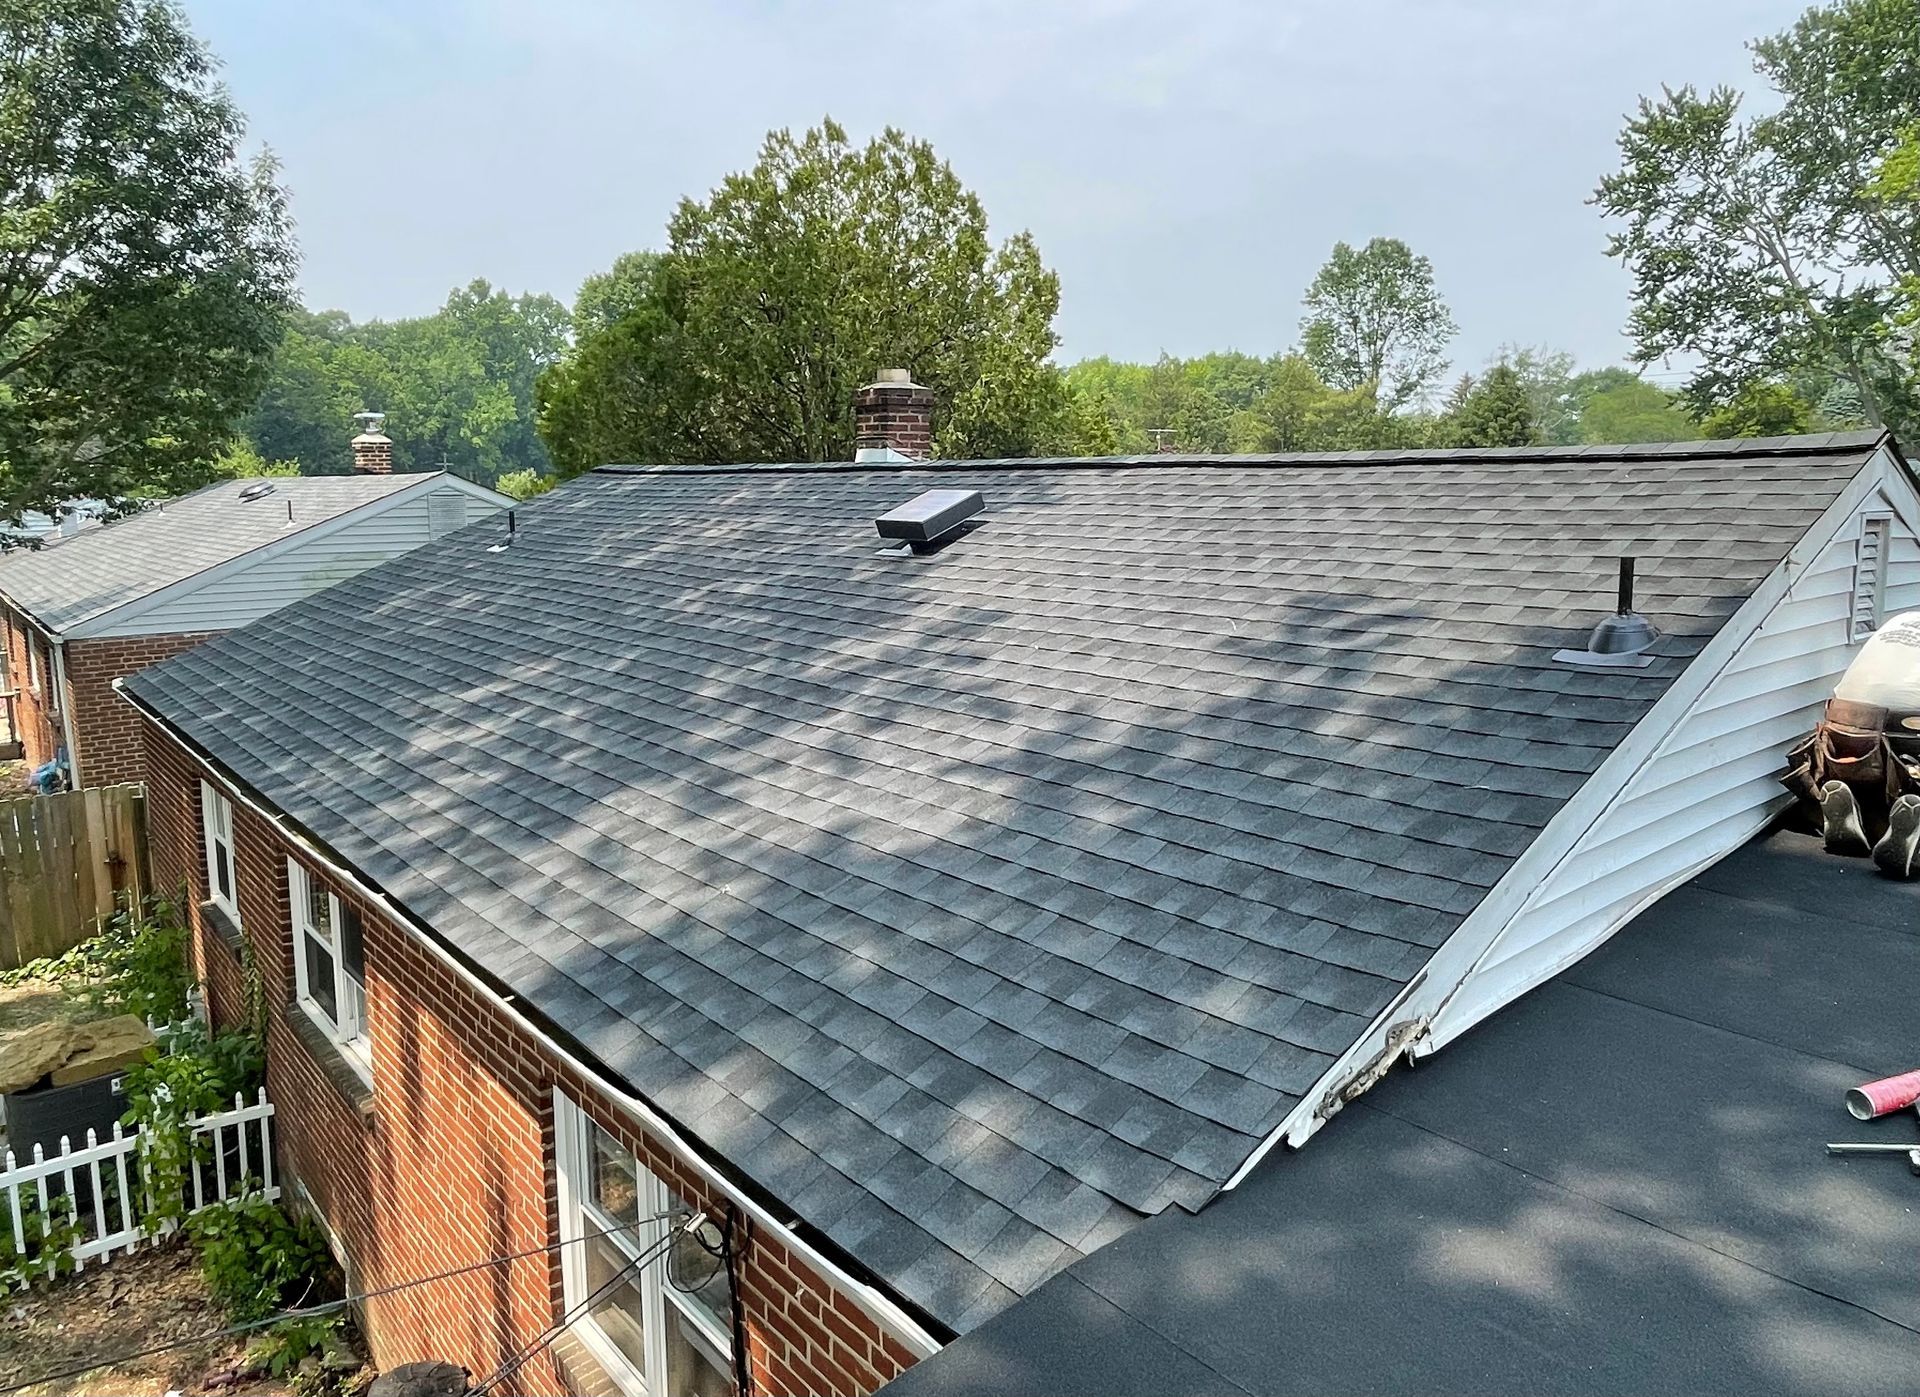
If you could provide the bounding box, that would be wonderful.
[1576,379,1701,443]
[241,283,567,480]
[0,0,296,536]
[570,252,661,339]
[494,468,556,502]
[1701,381,1816,437]
[1595,0,1920,437]
[1494,346,1579,443]
[1243,355,1334,452]
[1300,238,1457,411]
[211,440,298,478]
[1440,363,1537,447]
[538,120,1066,471]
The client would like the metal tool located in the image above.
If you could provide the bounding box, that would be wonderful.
[1826,1142,1920,1174]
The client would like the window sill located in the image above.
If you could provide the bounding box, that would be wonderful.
[289,1004,376,1121]
[200,900,245,955]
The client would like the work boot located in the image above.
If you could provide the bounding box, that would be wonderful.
[1872,794,1920,879]
[1821,780,1872,856]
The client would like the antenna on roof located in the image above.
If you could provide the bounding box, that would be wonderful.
[1148,428,1177,453]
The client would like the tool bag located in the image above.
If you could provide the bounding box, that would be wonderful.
[1782,698,1920,827]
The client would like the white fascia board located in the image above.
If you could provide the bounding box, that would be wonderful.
[71,473,460,640]
[1866,444,1920,540]
[114,680,945,1359]
[437,474,515,509]
[1223,455,1890,1180]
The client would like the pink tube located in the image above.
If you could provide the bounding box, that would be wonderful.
[1846,1068,1920,1120]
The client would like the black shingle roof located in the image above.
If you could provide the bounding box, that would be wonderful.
[125,433,1886,1333]
[878,828,1920,1396]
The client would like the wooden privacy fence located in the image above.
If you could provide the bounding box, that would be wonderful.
[0,784,149,970]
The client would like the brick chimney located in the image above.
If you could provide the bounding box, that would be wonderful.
[853,369,934,460]
[351,410,393,475]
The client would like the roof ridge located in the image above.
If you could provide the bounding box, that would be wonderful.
[592,429,1891,478]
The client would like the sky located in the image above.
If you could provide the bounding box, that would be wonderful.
[182,0,1807,377]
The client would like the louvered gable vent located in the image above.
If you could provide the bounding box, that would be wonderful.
[1851,513,1891,640]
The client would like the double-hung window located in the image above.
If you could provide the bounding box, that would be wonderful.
[200,783,241,926]
[288,859,369,1072]
[554,1093,737,1397]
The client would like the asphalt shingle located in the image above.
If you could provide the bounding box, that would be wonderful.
[124,433,1885,1333]
[0,474,434,631]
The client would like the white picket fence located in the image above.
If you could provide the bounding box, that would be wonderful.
[0,1089,276,1273]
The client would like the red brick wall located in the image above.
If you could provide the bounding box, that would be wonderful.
[2,603,61,771]
[64,632,215,788]
[143,717,924,1397]
[853,380,935,459]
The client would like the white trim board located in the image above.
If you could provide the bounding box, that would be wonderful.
[1225,445,1908,1174]
[72,473,509,640]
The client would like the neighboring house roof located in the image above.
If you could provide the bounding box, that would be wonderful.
[124,431,1887,1334]
[0,473,483,635]
[881,827,1920,1397]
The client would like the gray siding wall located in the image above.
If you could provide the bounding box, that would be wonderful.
[1430,463,1920,1046]
[104,483,501,638]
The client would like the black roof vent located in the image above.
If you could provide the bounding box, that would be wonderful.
[236,481,277,503]
[875,488,984,554]
[1555,556,1661,669]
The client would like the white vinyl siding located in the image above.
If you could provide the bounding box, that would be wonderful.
[1431,471,1920,1045]
[288,858,370,1075]
[104,482,504,638]
[201,782,241,924]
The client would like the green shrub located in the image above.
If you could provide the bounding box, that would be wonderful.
[1,892,193,1023]
[185,1191,331,1322]
[120,1020,265,1235]
[245,1313,362,1392]
[0,1191,81,1296]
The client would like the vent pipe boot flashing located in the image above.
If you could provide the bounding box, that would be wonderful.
[1555,556,1661,669]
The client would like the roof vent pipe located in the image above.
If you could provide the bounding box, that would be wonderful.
[1553,556,1661,669]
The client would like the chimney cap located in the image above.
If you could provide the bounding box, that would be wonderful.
[870,368,918,387]
[352,409,389,439]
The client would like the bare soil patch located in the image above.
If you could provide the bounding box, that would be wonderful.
[0,1241,299,1396]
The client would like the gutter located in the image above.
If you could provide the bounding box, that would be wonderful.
[114,678,947,1361]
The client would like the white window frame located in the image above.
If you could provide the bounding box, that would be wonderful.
[200,783,241,926]
[287,858,371,1076]
[26,635,40,695]
[1852,512,1893,641]
[554,1091,737,1397]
